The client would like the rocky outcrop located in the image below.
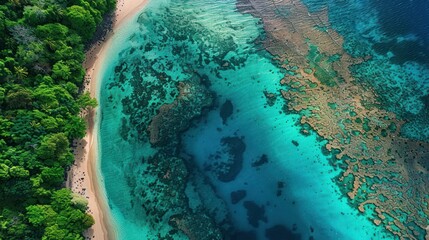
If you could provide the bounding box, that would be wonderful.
[147,75,214,150]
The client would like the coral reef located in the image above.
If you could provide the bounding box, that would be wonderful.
[263,91,278,107]
[170,212,223,240]
[237,0,429,238]
[147,76,214,149]
[123,77,225,238]
[243,200,268,228]
[231,190,247,204]
[251,154,269,167]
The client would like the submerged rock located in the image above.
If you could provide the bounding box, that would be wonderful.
[220,99,233,124]
[243,201,268,228]
[208,136,246,182]
[265,225,301,240]
[170,211,224,240]
[147,75,214,149]
[263,91,277,107]
[252,154,269,167]
[230,231,258,240]
[276,181,285,197]
[231,190,247,204]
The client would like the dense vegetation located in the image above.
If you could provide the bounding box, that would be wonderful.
[0,0,115,239]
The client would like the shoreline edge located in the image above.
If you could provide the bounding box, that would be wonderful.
[67,1,150,239]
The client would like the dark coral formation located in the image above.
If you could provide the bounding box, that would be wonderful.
[276,181,285,197]
[237,0,429,238]
[220,99,234,124]
[133,153,189,224]
[147,76,214,149]
[291,140,299,147]
[243,200,268,228]
[265,225,301,240]
[207,136,247,182]
[231,190,247,204]
[169,212,223,240]
[135,82,224,239]
[263,91,277,107]
[251,154,269,167]
[230,231,258,240]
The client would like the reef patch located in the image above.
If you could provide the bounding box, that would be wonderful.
[207,136,246,182]
[231,190,247,204]
[251,154,269,167]
[243,201,268,228]
[265,225,301,240]
[220,99,234,124]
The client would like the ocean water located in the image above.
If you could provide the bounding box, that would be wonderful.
[98,0,429,239]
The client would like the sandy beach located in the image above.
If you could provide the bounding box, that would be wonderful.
[66,0,150,239]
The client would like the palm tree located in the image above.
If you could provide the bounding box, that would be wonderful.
[14,66,28,81]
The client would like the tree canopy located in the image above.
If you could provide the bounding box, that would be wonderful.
[0,0,115,238]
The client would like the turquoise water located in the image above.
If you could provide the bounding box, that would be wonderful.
[98,0,429,239]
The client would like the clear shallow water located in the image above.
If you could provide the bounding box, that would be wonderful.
[98,0,429,239]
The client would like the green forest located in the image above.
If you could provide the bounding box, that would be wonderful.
[0,0,115,239]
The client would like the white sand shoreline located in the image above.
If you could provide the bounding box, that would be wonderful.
[67,1,150,239]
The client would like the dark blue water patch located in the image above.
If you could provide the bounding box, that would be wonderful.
[265,225,301,240]
[251,154,269,167]
[243,201,268,228]
[371,0,429,45]
[231,190,247,204]
[370,0,429,64]
[230,230,258,240]
[421,94,429,109]
[263,91,278,107]
[205,136,246,182]
[291,140,299,147]
[373,40,429,65]
[276,181,285,197]
[302,0,429,62]
[220,99,234,125]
